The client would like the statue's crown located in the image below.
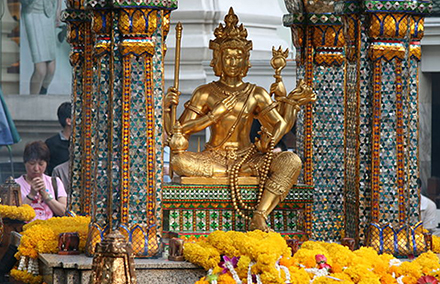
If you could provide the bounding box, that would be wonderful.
[209,7,252,51]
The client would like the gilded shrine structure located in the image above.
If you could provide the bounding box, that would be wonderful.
[61,0,434,261]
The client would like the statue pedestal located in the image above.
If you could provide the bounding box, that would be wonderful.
[39,254,205,284]
[162,183,314,239]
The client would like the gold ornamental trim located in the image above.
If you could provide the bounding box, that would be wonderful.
[314,51,344,66]
[410,42,421,61]
[69,50,83,66]
[86,223,159,258]
[94,41,111,52]
[368,41,405,62]
[119,41,155,57]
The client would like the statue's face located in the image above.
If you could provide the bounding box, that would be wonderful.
[221,48,246,78]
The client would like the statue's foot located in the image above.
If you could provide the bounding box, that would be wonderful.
[249,210,273,232]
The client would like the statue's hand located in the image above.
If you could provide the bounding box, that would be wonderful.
[270,78,286,100]
[164,87,181,109]
[211,95,237,120]
[254,138,265,153]
[254,127,272,153]
[288,83,317,106]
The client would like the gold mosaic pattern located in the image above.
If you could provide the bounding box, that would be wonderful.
[119,8,158,35]
[343,15,361,63]
[313,25,345,48]
[410,15,424,40]
[368,13,409,39]
[367,222,427,257]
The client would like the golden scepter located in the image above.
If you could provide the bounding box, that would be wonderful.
[270,46,289,113]
[168,22,183,180]
[170,22,183,129]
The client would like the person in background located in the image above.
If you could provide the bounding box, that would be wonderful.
[0,141,67,283]
[21,0,62,94]
[16,141,67,220]
[418,178,439,235]
[421,195,438,233]
[52,160,70,197]
[45,102,71,175]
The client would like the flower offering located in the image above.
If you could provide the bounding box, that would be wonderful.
[184,231,440,284]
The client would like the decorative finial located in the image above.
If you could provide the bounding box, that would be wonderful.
[271,46,289,77]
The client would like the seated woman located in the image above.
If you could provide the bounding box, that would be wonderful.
[16,141,67,220]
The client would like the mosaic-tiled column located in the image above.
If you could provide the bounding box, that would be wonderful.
[283,1,346,241]
[285,0,431,245]
[338,0,431,246]
[81,1,176,258]
[338,1,363,245]
[407,13,425,226]
[62,1,93,214]
[365,1,430,243]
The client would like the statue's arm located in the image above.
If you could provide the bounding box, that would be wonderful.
[273,80,317,135]
[178,104,212,135]
[270,78,299,133]
[163,87,180,136]
[270,78,287,116]
[163,86,215,136]
[276,95,299,136]
[173,87,237,136]
[254,88,288,150]
[176,90,210,136]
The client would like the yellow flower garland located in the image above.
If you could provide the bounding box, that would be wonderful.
[11,216,90,284]
[184,230,291,284]
[17,216,90,259]
[0,204,36,222]
[10,269,42,284]
[432,235,440,254]
[184,231,440,284]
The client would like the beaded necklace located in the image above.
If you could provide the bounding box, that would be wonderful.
[229,137,275,221]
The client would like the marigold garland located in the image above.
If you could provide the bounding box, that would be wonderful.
[10,216,90,284]
[17,216,90,259]
[0,204,36,222]
[184,230,290,284]
[184,231,440,284]
[10,269,43,284]
[432,235,440,254]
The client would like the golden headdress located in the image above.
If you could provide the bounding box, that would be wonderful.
[209,7,252,52]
